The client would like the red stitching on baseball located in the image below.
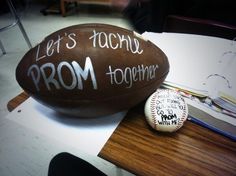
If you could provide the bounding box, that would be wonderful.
[150,92,158,129]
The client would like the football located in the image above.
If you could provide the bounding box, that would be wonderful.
[16,23,169,117]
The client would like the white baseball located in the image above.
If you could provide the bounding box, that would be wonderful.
[144,89,188,132]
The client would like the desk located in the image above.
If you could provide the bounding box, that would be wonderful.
[7,92,236,176]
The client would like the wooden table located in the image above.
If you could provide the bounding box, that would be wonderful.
[7,92,236,176]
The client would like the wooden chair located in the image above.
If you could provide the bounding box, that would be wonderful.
[163,15,236,40]
[60,0,111,17]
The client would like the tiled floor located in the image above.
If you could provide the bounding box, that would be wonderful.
[0,2,134,175]
[0,1,132,118]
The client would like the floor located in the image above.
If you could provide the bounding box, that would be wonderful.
[0,1,134,175]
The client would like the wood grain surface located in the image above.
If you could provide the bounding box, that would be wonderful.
[7,92,29,112]
[7,93,236,176]
[99,103,236,176]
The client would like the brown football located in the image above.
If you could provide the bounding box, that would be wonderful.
[16,23,169,117]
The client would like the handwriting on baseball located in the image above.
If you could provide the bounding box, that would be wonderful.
[156,108,179,125]
[155,92,186,126]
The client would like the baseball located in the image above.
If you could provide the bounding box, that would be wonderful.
[144,89,188,132]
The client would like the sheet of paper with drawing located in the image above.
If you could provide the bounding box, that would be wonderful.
[5,97,126,156]
[211,51,236,113]
[142,32,236,111]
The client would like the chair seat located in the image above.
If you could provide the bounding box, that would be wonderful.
[163,15,236,40]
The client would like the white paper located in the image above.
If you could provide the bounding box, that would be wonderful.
[5,98,126,156]
[142,32,235,97]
